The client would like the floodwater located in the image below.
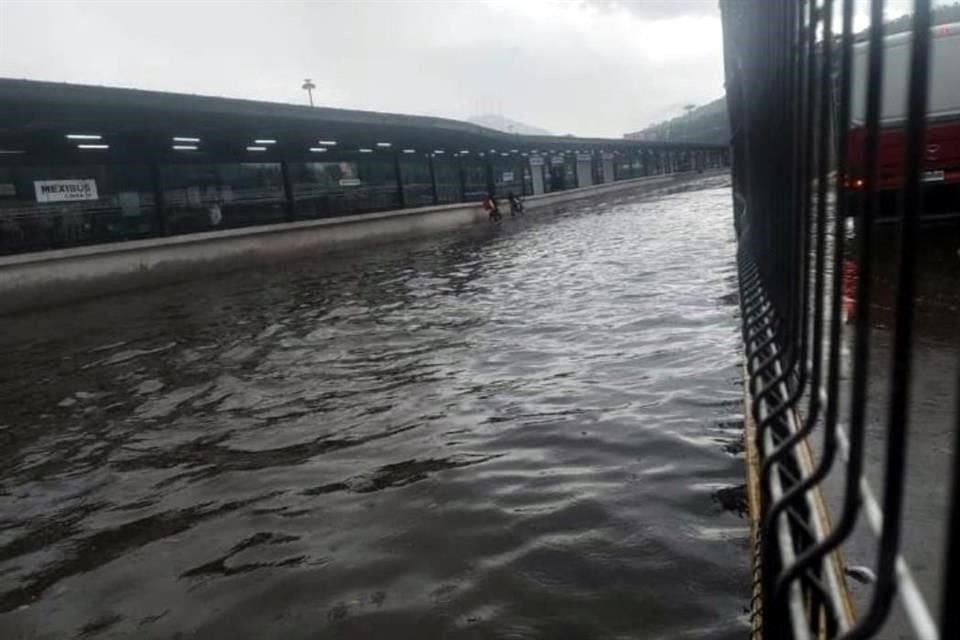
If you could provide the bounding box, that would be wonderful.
[0,176,750,639]
[825,221,960,635]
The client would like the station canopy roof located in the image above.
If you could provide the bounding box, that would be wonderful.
[0,78,725,161]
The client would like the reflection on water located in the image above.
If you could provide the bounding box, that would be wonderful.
[864,221,960,341]
[0,178,749,639]
[830,221,960,629]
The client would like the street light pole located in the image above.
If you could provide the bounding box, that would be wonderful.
[301,78,316,107]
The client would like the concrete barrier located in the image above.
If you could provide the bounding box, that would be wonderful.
[0,171,715,313]
[523,173,675,209]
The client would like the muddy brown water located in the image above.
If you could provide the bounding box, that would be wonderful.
[0,176,750,639]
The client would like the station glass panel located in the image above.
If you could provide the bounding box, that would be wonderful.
[592,157,605,185]
[0,163,156,255]
[546,157,565,192]
[563,157,577,189]
[290,161,349,218]
[160,163,284,234]
[433,157,461,204]
[353,158,400,211]
[461,159,487,202]
[290,158,399,219]
[491,158,523,197]
[642,151,654,175]
[399,157,434,207]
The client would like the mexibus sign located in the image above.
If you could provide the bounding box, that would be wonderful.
[34,179,99,202]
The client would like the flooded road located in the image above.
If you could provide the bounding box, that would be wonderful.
[0,176,750,639]
[825,221,960,634]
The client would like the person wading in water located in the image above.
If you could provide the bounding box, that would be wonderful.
[482,194,502,222]
[507,191,524,217]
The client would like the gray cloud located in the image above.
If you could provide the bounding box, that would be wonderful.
[0,0,725,138]
[582,0,719,20]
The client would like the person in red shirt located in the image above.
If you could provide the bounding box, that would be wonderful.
[482,194,502,222]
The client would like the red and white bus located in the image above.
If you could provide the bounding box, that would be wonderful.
[846,22,960,217]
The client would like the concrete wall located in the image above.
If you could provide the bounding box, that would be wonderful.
[0,172,692,314]
[523,172,673,208]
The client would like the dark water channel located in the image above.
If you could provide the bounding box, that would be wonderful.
[0,177,749,639]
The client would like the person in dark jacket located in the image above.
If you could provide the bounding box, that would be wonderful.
[507,192,524,217]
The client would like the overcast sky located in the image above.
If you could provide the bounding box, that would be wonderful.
[0,0,942,138]
[0,0,730,137]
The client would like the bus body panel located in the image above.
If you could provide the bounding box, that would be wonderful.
[847,22,960,197]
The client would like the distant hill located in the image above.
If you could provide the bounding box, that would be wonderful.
[467,114,552,136]
[639,4,960,146]
[623,98,730,145]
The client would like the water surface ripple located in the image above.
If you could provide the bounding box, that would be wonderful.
[0,180,748,639]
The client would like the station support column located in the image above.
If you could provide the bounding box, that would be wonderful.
[150,160,168,236]
[280,161,295,222]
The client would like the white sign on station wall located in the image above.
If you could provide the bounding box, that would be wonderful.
[502,171,514,182]
[34,179,99,203]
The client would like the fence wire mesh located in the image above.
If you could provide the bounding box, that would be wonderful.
[721,1,959,638]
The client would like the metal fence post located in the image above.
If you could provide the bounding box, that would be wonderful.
[393,151,406,209]
[280,160,295,222]
[150,160,168,236]
[428,153,438,205]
